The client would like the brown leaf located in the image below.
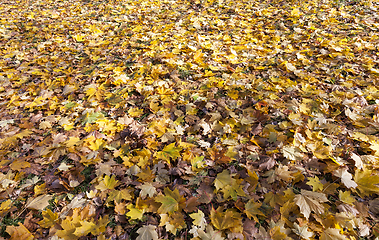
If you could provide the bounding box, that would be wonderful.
[184,196,200,213]
[243,219,258,240]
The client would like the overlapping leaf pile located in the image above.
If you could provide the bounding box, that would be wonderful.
[1,0,379,239]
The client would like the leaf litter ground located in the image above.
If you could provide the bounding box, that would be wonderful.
[1,0,379,239]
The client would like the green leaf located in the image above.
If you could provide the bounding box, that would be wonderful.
[155,187,184,214]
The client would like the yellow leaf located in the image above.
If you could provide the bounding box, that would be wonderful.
[155,143,182,165]
[6,223,34,240]
[72,34,85,42]
[88,138,105,151]
[191,156,205,171]
[96,175,119,191]
[244,200,265,222]
[339,191,355,205]
[34,183,46,196]
[306,176,324,191]
[190,210,207,229]
[73,220,97,237]
[128,107,144,118]
[370,141,379,156]
[194,49,204,65]
[0,199,12,214]
[107,189,133,204]
[290,8,301,18]
[10,159,31,171]
[126,203,144,220]
[354,168,379,197]
[65,137,81,147]
[320,228,348,240]
[39,121,52,130]
[210,207,241,231]
[214,170,233,190]
[38,209,58,228]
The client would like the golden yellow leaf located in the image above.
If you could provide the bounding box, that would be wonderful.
[38,209,58,228]
[339,191,355,205]
[354,168,379,197]
[126,203,144,220]
[96,175,119,191]
[6,223,34,240]
[210,207,242,232]
[306,176,324,192]
[128,107,144,118]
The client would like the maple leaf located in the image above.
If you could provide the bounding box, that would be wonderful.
[245,170,259,192]
[210,207,241,231]
[96,175,119,191]
[339,190,355,205]
[354,168,379,197]
[3,0,379,238]
[270,226,289,240]
[294,189,328,220]
[0,199,12,215]
[320,228,348,240]
[155,143,182,164]
[137,182,157,199]
[190,210,207,230]
[292,223,313,240]
[264,192,285,208]
[306,176,324,191]
[169,212,186,232]
[282,145,304,161]
[244,199,265,222]
[191,155,206,171]
[6,222,34,240]
[74,220,97,237]
[158,212,186,234]
[155,187,185,214]
[38,209,58,228]
[19,176,40,190]
[197,225,225,240]
[126,203,144,220]
[136,225,159,240]
[214,170,233,190]
[56,218,78,240]
[114,201,127,215]
[222,178,246,201]
[106,189,133,204]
